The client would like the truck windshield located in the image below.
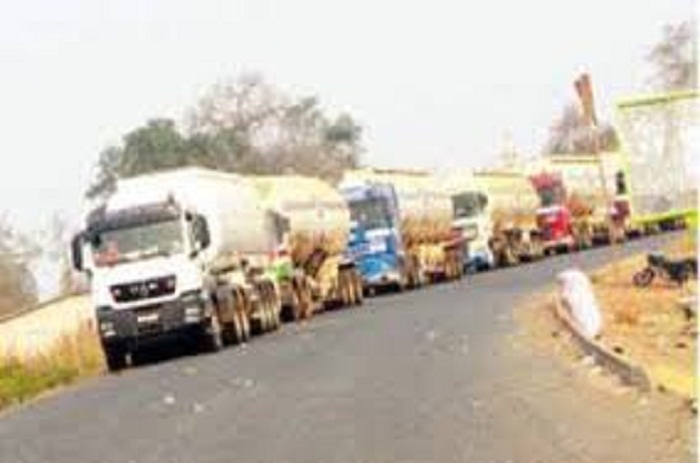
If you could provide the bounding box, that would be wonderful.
[538,187,559,208]
[349,198,392,230]
[91,219,183,267]
[452,192,486,219]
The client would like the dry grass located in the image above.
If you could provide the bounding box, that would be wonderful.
[0,324,104,409]
[590,231,697,398]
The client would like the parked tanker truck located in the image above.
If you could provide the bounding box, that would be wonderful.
[443,170,543,267]
[440,170,494,271]
[339,168,464,292]
[70,168,282,371]
[527,153,630,246]
[250,175,363,320]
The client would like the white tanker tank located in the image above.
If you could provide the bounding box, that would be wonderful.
[250,175,363,319]
[102,168,275,268]
[71,167,282,371]
[251,175,351,266]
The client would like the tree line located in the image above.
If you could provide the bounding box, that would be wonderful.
[86,73,363,199]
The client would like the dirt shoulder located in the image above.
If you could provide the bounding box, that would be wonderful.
[518,233,697,402]
[590,233,697,400]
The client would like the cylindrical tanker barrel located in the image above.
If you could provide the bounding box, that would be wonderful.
[251,175,351,267]
[472,170,540,231]
[342,169,453,247]
[104,168,274,266]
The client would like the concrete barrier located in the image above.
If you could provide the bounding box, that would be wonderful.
[553,293,652,391]
[0,295,94,361]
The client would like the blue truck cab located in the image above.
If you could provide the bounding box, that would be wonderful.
[341,182,405,290]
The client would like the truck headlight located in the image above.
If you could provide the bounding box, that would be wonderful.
[99,321,116,337]
[181,290,205,322]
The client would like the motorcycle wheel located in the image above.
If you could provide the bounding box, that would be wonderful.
[633,268,655,287]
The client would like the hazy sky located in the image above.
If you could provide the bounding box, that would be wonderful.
[0,0,695,295]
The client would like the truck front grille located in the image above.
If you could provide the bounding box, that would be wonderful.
[110,276,176,303]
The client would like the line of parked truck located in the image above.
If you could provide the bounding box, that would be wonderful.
[70,147,696,371]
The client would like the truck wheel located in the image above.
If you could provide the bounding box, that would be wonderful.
[270,293,281,329]
[103,344,127,372]
[232,310,251,344]
[241,309,251,342]
[339,270,352,306]
[299,281,314,320]
[200,311,224,353]
[215,288,237,346]
[265,283,281,330]
[229,289,250,344]
[252,284,270,335]
[263,286,277,331]
[290,285,303,321]
[353,271,364,306]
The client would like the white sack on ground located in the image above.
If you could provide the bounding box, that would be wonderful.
[557,269,602,339]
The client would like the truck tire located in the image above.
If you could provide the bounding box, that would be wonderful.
[352,271,364,306]
[339,270,352,306]
[264,283,281,330]
[232,310,251,344]
[269,287,282,329]
[215,287,238,346]
[289,285,303,322]
[252,283,270,335]
[230,289,251,344]
[200,310,224,353]
[298,280,314,320]
[103,344,128,372]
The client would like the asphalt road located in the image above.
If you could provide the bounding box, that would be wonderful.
[0,233,694,463]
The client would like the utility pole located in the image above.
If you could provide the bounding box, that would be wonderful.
[575,73,618,244]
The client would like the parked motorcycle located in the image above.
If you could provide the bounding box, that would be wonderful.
[633,252,697,287]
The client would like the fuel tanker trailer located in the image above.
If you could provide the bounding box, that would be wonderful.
[70,168,282,371]
[340,168,464,292]
[251,175,363,321]
[471,170,544,266]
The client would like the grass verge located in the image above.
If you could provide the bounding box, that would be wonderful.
[0,324,104,410]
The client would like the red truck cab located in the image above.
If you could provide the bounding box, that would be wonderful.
[530,172,575,253]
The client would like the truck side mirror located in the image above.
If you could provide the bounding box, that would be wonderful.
[193,215,211,251]
[70,233,84,272]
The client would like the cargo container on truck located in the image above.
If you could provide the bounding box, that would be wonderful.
[70,168,282,371]
[614,90,698,232]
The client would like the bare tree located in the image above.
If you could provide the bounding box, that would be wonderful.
[648,21,697,91]
[0,218,38,317]
[40,213,85,297]
[87,73,363,197]
[188,73,362,182]
[544,103,620,154]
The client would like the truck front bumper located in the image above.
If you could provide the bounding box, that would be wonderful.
[465,248,494,272]
[542,235,574,252]
[97,293,208,347]
[363,270,401,288]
